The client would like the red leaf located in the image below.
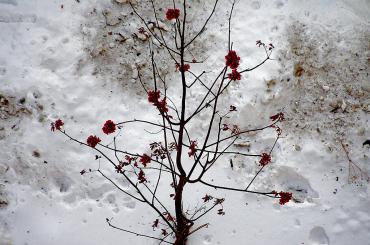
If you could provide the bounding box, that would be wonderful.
[138,169,147,183]
[115,162,124,173]
[86,135,101,148]
[188,140,197,157]
[202,194,213,203]
[279,191,292,205]
[148,90,161,104]
[270,112,285,122]
[102,120,116,135]
[225,50,240,69]
[165,8,180,20]
[51,119,64,131]
[178,64,190,72]
[259,153,271,167]
[161,229,168,236]
[152,219,159,230]
[139,154,151,167]
[227,69,241,81]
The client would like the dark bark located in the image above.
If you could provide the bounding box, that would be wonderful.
[174,176,192,245]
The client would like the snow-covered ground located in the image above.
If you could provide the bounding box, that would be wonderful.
[0,0,369,244]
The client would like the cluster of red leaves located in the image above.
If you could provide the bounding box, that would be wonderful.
[125,155,134,164]
[150,142,177,160]
[52,120,151,185]
[148,90,160,103]
[115,160,130,174]
[271,124,282,136]
[166,8,180,20]
[102,120,116,134]
[114,155,149,184]
[115,163,124,173]
[51,119,64,131]
[259,153,271,167]
[272,191,293,205]
[214,198,225,205]
[85,120,116,147]
[227,69,241,81]
[165,213,175,222]
[157,99,169,113]
[231,125,240,135]
[87,135,101,148]
[150,142,166,160]
[225,50,240,69]
[112,154,151,184]
[279,192,292,205]
[139,154,151,167]
[179,63,190,72]
[138,169,147,183]
[256,40,274,50]
[138,27,146,34]
[270,112,285,122]
[201,195,225,215]
[222,124,240,136]
[214,198,225,215]
[188,140,198,157]
[147,90,169,113]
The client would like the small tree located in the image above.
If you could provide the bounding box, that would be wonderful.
[52,1,291,244]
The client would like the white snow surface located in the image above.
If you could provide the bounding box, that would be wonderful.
[0,0,370,245]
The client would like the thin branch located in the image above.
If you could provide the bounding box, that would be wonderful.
[152,161,164,204]
[98,170,145,203]
[206,121,277,148]
[188,223,209,236]
[129,2,180,56]
[245,135,280,190]
[184,0,219,48]
[60,130,176,232]
[117,119,179,132]
[199,179,278,198]
[228,0,236,51]
[106,219,173,244]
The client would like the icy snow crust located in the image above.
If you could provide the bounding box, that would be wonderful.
[0,0,369,244]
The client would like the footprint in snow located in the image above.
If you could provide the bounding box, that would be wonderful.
[123,200,136,210]
[203,234,212,244]
[0,0,17,5]
[309,226,330,245]
[0,12,36,23]
[272,166,319,203]
[0,67,6,76]
[274,0,285,9]
[251,1,261,10]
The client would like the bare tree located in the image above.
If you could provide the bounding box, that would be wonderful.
[52,1,292,244]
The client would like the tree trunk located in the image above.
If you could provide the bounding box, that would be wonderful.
[174,220,191,245]
[174,176,191,245]
[174,227,190,245]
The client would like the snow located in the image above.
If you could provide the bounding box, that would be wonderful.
[0,0,369,245]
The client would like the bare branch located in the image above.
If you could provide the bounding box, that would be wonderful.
[106,219,173,244]
[184,0,219,48]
